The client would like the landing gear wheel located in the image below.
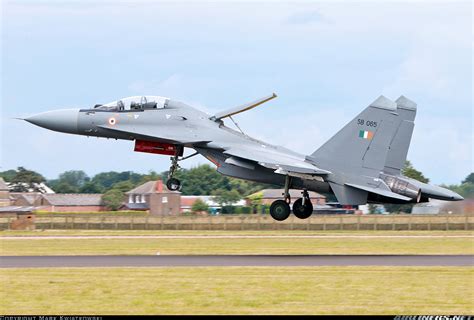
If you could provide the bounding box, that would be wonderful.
[166,178,181,191]
[270,200,291,221]
[292,198,313,219]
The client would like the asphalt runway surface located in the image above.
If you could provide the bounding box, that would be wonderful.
[1,255,472,268]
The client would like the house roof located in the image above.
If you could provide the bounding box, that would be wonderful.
[42,194,104,206]
[122,203,149,210]
[247,189,325,199]
[126,180,179,195]
[0,178,8,191]
[10,193,43,205]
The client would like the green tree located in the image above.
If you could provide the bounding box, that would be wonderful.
[112,180,136,193]
[79,182,104,193]
[101,189,124,211]
[10,167,46,192]
[139,170,161,184]
[462,173,474,185]
[91,171,143,190]
[443,172,474,199]
[402,160,429,183]
[0,169,17,182]
[55,181,78,193]
[173,165,230,195]
[212,189,241,207]
[191,199,209,213]
[247,191,263,214]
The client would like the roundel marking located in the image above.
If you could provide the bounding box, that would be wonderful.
[108,117,117,125]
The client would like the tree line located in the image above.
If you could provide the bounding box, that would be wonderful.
[0,165,273,203]
[1,163,472,213]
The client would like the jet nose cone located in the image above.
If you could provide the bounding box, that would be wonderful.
[25,109,79,134]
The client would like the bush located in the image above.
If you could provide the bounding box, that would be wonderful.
[221,205,236,214]
[240,206,252,214]
[102,189,124,211]
[191,199,209,213]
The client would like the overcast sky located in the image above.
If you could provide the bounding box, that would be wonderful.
[1,0,472,184]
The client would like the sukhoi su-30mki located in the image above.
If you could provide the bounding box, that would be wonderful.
[23,93,463,220]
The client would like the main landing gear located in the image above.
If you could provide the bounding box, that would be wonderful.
[292,189,313,219]
[269,176,313,221]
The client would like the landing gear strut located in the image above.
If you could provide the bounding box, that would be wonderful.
[292,189,313,219]
[166,153,181,191]
[270,176,291,221]
[165,148,199,191]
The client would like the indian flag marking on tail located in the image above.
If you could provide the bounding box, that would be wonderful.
[359,130,374,140]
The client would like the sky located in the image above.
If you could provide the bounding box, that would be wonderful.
[1,0,472,185]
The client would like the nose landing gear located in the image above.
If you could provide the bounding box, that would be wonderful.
[165,148,198,192]
[166,153,181,191]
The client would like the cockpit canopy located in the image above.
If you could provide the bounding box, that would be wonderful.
[94,96,169,111]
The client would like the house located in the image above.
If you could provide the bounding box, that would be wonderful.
[246,189,326,206]
[36,194,105,212]
[0,178,10,207]
[10,192,43,207]
[124,180,181,215]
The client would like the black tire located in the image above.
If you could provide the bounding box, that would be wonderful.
[270,200,291,221]
[292,198,313,219]
[166,178,181,191]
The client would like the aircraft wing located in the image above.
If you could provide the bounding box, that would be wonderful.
[223,147,330,176]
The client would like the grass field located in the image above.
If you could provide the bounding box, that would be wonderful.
[1,230,473,255]
[0,267,472,315]
[1,230,472,314]
[2,229,473,236]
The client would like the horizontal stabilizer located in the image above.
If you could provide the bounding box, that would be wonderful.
[345,183,412,201]
[212,93,277,120]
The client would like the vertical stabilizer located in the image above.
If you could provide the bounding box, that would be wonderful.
[310,95,400,174]
[383,95,417,175]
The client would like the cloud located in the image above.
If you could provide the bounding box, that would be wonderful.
[286,9,326,25]
[2,1,471,184]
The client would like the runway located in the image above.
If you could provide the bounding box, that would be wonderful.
[1,255,472,268]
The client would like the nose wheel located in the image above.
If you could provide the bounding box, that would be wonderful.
[166,150,184,191]
[166,177,181,191]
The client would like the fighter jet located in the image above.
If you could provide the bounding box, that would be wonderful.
[23,93,463,220]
